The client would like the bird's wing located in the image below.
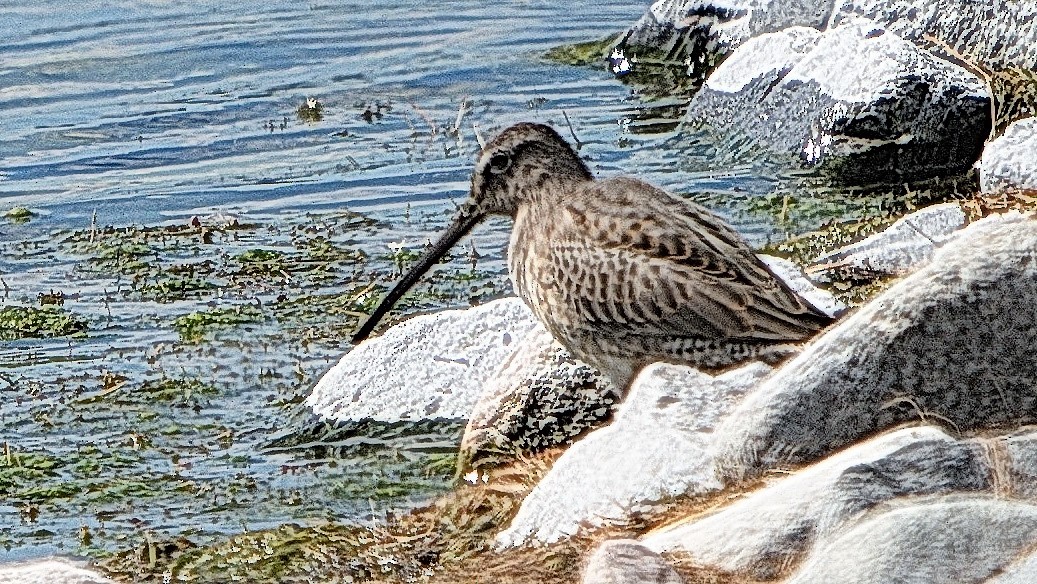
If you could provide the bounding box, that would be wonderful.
[548,177,830,341]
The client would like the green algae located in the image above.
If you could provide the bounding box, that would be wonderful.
[5,206,34,223]
[140,377,219,403]
[0,305,89,340]
[174,305,267,343]
[543,34,620,67]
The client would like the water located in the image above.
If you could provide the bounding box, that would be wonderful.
[0,0,808,564]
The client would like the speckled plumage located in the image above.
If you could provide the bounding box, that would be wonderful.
[353,122,833,389]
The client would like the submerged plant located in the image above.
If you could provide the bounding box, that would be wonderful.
[173,305,266,343]
[0,306,88,340]
[5,206,34,223]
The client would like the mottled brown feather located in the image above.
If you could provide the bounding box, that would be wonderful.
[510,176,831,349]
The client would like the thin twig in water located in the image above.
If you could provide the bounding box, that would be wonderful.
[473,123,486,150]
[562,110,583,148]
[452,97,471,135]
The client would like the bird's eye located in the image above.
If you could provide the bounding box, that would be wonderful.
[488,152,511,175]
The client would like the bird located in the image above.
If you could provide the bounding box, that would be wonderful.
[352,122,833,392]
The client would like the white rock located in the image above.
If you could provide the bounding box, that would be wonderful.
[460,326,618,466]
[810,202,966,277]
[496,361,771,546]
[713,217,1037,482]
[687,20,990,183]
[643,426,990,579]
[0,558,114,584]
[306,297,538,422]
[786,498,1037,584]
[620,0,1037,81]
[583,540,684,584]
[704,26,821,94]
[758,254,845,316]
[980,117,1037,193]
[832,0,1037,71]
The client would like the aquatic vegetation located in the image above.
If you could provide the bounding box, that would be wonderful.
[174,305,267,343]
[0,305,88,340]
[297,97,324,122]
[543,34,619,67]
[140,377,219,403]
[4,206,34,223]
[0,450,65,496]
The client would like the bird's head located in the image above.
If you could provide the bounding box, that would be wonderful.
[350,122,590,343]
[468,122,591,214]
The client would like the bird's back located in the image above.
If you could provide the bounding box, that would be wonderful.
[508,176,832,378]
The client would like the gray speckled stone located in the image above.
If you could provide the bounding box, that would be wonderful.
[497,362,772,547]
[685,20,990,183]
[980,116,1037,192]
[786,498,1037,584]
[810,203,966,279]
[713,216,1037,483]
[643,426,991,579]
[460,326,619,468]
[618,0,1037,85]
[305,297,538,422]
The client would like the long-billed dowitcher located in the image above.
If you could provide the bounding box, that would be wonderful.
[352,123,833,390]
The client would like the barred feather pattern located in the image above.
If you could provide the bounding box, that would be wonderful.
[505,173,831,385]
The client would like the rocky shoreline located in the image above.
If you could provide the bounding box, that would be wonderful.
[7,1,1037,582]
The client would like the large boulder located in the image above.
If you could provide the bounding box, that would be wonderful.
[642,426,991,579]
[988,550,1037,584]
[980,116,1037,192]
[685,20,990,183]
[496,362,772,546]
[786,498,1037,584]
[615,0,832,85]
[713,215,1037,482]
[305,297,538,422]
[831,0,1037,72]
[617,0,1037,86]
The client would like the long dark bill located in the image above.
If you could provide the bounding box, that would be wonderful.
[351,203,486,344]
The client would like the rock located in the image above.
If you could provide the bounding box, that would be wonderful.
[618,0,1037,85]
[305,297,538,422]
[987,548,1037,584]
[713,216,1037,483]
[615,0,833,85]
[583,540,684,584]
[832,0,1037,72]
[809,202,966,278]
[686,20,990,183]
[980,117,1037,192]
[460,326,619,468]
[786,498,1037,584]
[496,361,771,546]
[0,558,114,584]
[643,426,990,579]
[758,254,845,316]
[615,0,753,84]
